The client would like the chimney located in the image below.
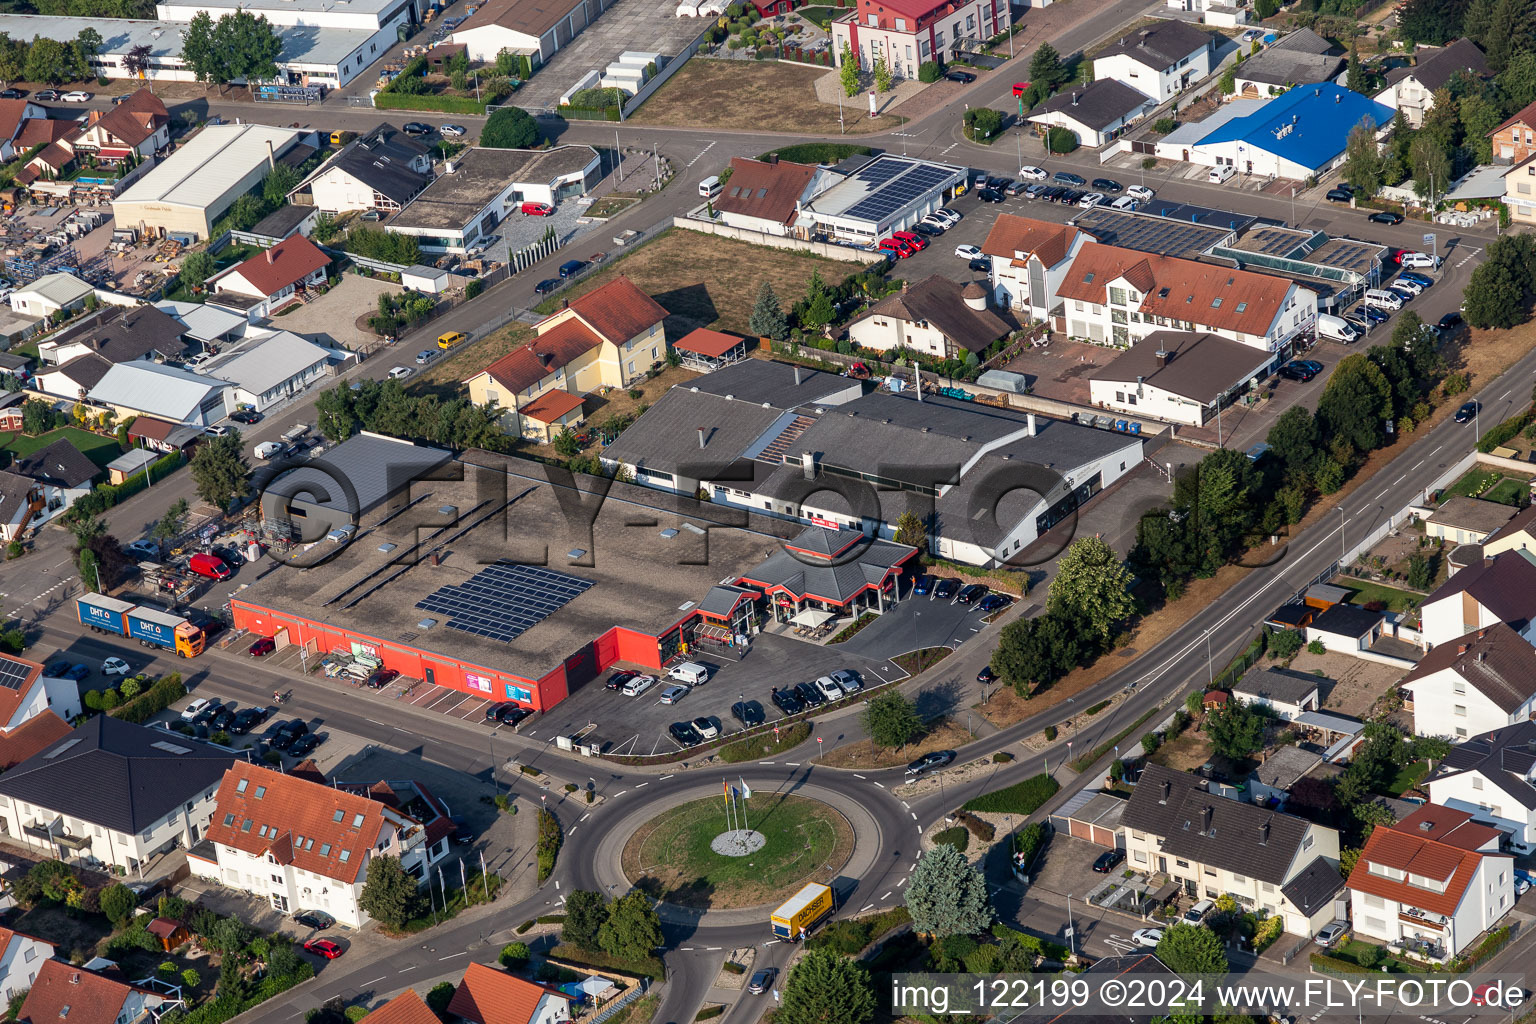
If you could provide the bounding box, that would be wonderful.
[1478,628,1486,639]
[266,139,276,171]
[697,427,706,449]
[794,365,801,386]
[1159,779,1171,803]
[1478,651,1487,663]
[1458,643,1469,654]
[431,550,442,567]
[1259,819,1270,844]
[801,451,816,480]
[539,351,554,368]
[266,248,275,264]
[1155,348,1171,368]
[561,299,570,310]
[1027,413,1037,436]
[1201,805,1213,833]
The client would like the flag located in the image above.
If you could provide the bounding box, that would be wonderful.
[724,779,731,804]
[739,777,752,799]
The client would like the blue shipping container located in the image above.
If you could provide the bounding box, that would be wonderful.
[127,615,174,648]
[78,598,126,635]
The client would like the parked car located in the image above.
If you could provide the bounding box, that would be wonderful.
[621,674,657,697]
[229,408,262,424]
[771,686,805,715]
[830,669,861,693]
[293,910,334,930]
[288,732,323,758]
[210,707,236,731]
[933,578,959,600]
[954,244,983,260]
[1018,165,1047,181]
[193,699,223,725]
[34,90,59,101]
[1438,311,1464,331]
[910,221,941,236]
[60,91,91,102]
[1127,184,1155,201]
[387,366,413,380]
[402,122,432,136]
[977,665,997,684]
[659,684,690,705]
[521,201,554,216]
[747,968,778,995]
[1325,187,1354,202]
[439,123,467,136]
[1077,192,1105,209]
[1278,361,1317,382]
[248,636,277,658]
[1361,305,1390,324]
[1092,178,1123,192]
[794,681,826,708]
[1052,170,1086,185]
[944,70,975,83]
[892,230,928,251]
[181,698,213,721]
[1455,401,1479,424]
[204,424,230,438]
[956,583,988,604]
[605,670,637,691]
[731,700,765,727]
[669,721,702,746]
[303,939,344,959]
[0,89,22,99]
[976,187,1005,203]
[1183,898,1215,924]
[365,667,400,689]
[1004,180,1029,196]
[930,208,961,227]
[558,259,586,278]
[905,750,955,775]
[124,539,161,560]
[535,279,560,295]
[813,675,844,701]
[978,593,1012,613]
[1368,210,1404,225]
[1390,278,1423,296]
[1132,928,1163,947]
[692,716,719,740]
[1092,848,1126,872]
[878,237,915,258]
[450,816,474,844]
[1314,921,1347,947]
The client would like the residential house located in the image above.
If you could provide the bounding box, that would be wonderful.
[289,124,433,214]
[1233,665,1321,721]
[1492,99,1536,164]
[0,98,49,160]
[1426,721,1536,855]
[0,926,54,1003]
[1346,803,1514,959]
[1231,29,1341,99]
[1419,549,1536,648]
[1026,79,1156,147]
[73,90,171,161]
[513,391,586,445]
[362,991,441,1024]
[17,960,172,1024]
[191,762,452,927]
[9,273,96,319]
[711,157,839,237]
[1123,763,1344,936]
[1091,21,1215,103]
[980,214,1089,318]
[1305,604,1384,653]
[1481,505,1536,558]
[203,330,341,413]
[847,276,1009,359]
[16,140,77,187]
[0,652,82,732]
[1247,745,1324,807]
[0,470,39,544]
[89,361,231,427]
[13,438,98,522]
[1055,241,1318,352]
[35,352,115,402]
[447,963,573,1024]
[1425,496,1518,547]
[208,235,331,318]
[0,392,24,433]
[464,275,667,437]
[14,118,77,152]
[37,305,193,368]
[1373,39,1488,127]
[0,715,234,875]
[1399,623,1536,740]
[0,711,73,771]
[0,352,30,384]
[831,0,1006,79]
[1500,155,1536,227]
[1084,330,1275,426]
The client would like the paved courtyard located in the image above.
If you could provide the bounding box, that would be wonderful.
[274,272,402,352]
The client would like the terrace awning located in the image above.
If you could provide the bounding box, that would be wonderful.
[693,622,732,642]
[791,608,835,628]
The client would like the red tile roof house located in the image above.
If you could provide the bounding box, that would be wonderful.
[0,98,48,161]
[447,963,574,1024]
[0,925,56,1004]
[17,959,174,1024]
[979,214,1090,321]
[363,990,441,1024]
[710,157,840,237]
[0,651,83,732]
[1346,804,1515,961]
[191,763,454,928]
[206,236,331,319]
[74,90,171,162]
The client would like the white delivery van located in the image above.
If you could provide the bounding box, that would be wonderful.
[1363,288,1403,311]
[668,661,710,685]
[1208,165,1235,183]
[698,175,722,198]
[1316,313,1359,343]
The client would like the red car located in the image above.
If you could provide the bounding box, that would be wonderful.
[1389,248,1412,265]
[520,201,553,216]
[891,230,928,251]
[248,636,276,658]
[1012,81,1031,97]
[303,938,344,959]
[878,238,914,258]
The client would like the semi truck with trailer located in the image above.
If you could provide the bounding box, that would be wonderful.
[770,882,834,940]
[76,593,206,658]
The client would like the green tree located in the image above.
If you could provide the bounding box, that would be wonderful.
[180,250,216,288]
[1266,405,1319,479]
[1028,42,1067,93]
[562,889,608,950]
[1047,536,1135,646]
[262,164,300,206]
[480,106,540,148]
[893,510,926,549]
[23,37,72,83]
[75,27,103,71]
[1342,117,1384,196]
[20,399,54,436]
[553,428,581,457]
[1346,48,1367,93]
[1218,65,1236,95]
[1317,354,1392,460]
[1268,629,1303,659]
[1460,91,1502,164]
[1045,126,1077,153]
[1498,50,1536,109]
[918,60,941,82]
[357,856,421,929]
[0,34,25,85]
[872,51,892,92]
[151,498,189,543]
[1466,0,1534,71]
[190,432,250,510]
[178,10,220,82]
[213,9,282,83]
[1398,0,1466,43]
[99,883,136,926]
[862,691,922,749]
[1156,922,1229,974]
[499,941,531,968]
[749,281,788,341]
[904,844,994,937]
[1409,135,1451,200]
[425,982,456,1019]
[839,42,859,96]
[1254,0,1278,16]
[1464,258,1526,329]
[778,949,875,1024]
[1206,701,1267,761]
[597,890,662,961]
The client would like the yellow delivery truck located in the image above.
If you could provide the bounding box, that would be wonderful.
[771,882,834,940]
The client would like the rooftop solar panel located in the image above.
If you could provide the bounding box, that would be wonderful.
[416,563,594,644]
[0,657,30,691]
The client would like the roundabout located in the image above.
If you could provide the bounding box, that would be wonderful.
[621,793,854,909]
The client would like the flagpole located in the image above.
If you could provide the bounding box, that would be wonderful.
[724,778,734,833]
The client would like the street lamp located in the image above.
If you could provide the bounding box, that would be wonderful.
[489,727,501,795]
[1338,505,1347,568]
[1204,628,1213,686]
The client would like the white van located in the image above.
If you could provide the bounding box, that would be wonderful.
[1208,165,1236,183]
[1184,898,1215,924]
[1316,313,1359,343]
[668,661,710,685]
[698,175,722,199]
[1363,288,1403,311]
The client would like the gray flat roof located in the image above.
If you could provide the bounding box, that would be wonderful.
[263,432,456,520]
[1071,207,1238,257]
[390,145,599,231]
[0,14,377,71]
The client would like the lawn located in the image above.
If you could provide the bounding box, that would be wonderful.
[629,59,907,135]
[1340,582,1420,613]
[531,228,864,336]
[1484,476,1530,505]
[622,793,853,908]
[796,6,837,26]
[0,426,123,469]
[414,323,534,388]
[1383,759,1429,797]
[1444,466,1532,505]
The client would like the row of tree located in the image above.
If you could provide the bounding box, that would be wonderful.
[0,28,103,85]
[180,9,283,87]
[314,378,510,453]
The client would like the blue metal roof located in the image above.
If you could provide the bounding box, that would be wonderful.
[1196,82,1393,171]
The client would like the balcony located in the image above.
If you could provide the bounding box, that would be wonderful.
[1397,908,1447,931]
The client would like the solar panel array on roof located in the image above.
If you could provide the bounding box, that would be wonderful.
[1244,228,1303,256]
[1074,208,1232,257]
[0,658,29,691]
[416,563,594,644]
[844,159,955,222]
[1308,239,1382,273]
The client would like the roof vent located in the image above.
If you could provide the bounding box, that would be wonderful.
[377,542,397,553]
[438,505,457,517]
[659,528,679,539]
[1419,820,1434,832]
[417,618,436,629]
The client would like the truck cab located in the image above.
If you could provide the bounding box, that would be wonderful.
[174,622,206,657]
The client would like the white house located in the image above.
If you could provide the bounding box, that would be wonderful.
[9,273,95,319]
[208,235,331,319]
[192,763,452,927]
[89,361,232,427]
[448,963,574,1024]
[204,330,342,413]
[0,653,82,732]
[1233,665,1322,721]
[847,276,1009,360]
[1055,241,1318,352]
[1427,722,1536,855]
[980,214,1089,319]
[1305,604,1384,654]
[711,157,840,237]
[1373,39,1488,128]
[1123,764,1344,937]
[0,716,233,875]
[1027,79,1156,147]
[13,438,99,524]
[1418,549,1536,649]
[1085,330,1274,426]
[1400,623,1536,740]
[288,124,433,214]
[1091,20,1215,103]
[1188,82,1394,180]
[1424,496,1519,547]
[0,926,54,1004]
[1346,804,1515,960]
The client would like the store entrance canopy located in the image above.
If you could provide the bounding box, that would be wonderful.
[791,608,835,627]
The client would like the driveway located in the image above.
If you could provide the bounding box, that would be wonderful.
[275,273,402,352]
[837,592,991,659]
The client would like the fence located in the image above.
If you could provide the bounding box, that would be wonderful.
[345,252,414,276]
[509,232,564,273]
[589,983,648,1024]
[620,22,717,116]
[674,215,880,262]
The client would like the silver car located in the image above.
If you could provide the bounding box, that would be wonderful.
[658,684,689,705]
[1315,921,1347,947]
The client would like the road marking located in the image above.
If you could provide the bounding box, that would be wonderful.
[439,952,468,961]
[860,903,874,912]
[555,880,560,889]
[882,891,893,899]
[681,947,695,951]
[854,774,866,779]
[615,790,627,796]
[637,781,649,787]
[399,966,416,972]
[684,141,717,168]
[706,946,721,951]
[766,940,779,945]
[787,762,800,766]
[1394,474,1406,484]
[364,977,385,986]
[902,801,910,809]
[911,812,918,819]
[659,774,674,780]
[759,761,775,765]
[580,813,590,821]
[569,826,578,835]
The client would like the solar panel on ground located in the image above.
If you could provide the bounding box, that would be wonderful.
[0,657,31,690]
[416,563,594,644]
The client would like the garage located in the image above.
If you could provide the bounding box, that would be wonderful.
[1049,788,1128,848]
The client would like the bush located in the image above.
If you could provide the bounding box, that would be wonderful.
[696,1008,724,1021]
[1013,821,1049,870]
[918,60,942,82]
[1307,639,1326,655]
[465,280,484,300]
[1044,725,1057,741]
[722,961,746,975]
[992,751,1014,763]
[536,808,562,883]
[805,906,910,954]
[933,825,969,852]
[1045,126,1078,153]
[955,810,995,842]
[961,774,1059,815]
[1141,731,1162,754]
[1153,117,1176,134]
[499,941,531,969]
[112,674,187,725]
[757,143,871,164]
[481,106,541,148]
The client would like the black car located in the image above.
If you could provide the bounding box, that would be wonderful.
[1369,211,1404,225]
[401,122,432,136]
[293,910,334,930]
[605,670,637,691]
[289,732,323,758]
[731,700,765,727]
[1092,848,1126,873]
[558,259,586,278]
[944,70,976,83]
[230,708,262,735]
[1052,171,1086,185]
[451,816,474,844]
[905,749,956,775]
[795,681,827,708]
[770,686,805,715]
[193,699,223,726]
[986,176,1012,191]
[484,700,524,722]
[34,90,58,101]
[910,221,940,236]
[1278,361,1316,382]
[1455,401,1479,424]
[212,545,244,567]
[978,593,1012,613]
[977,187,1005,203]
[1092,178,1123,193]
[968,257,990,272]
[1438,311,1464,331]
[956,583,988,605]
[669,721,703,746]
[933,578,960,600]
[1325,187,1355,202]
[0,88,23,99]
[534,279,560,295]
[977,665,997,684]
[210,707,236,731]
[230,409,262,424]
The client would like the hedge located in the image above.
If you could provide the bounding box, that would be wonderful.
[695,1008,723,1022]
[558,104,621,121]
[758,143,872,164]
[549,943,665,980]
[111,674,188,725]
[991,922,1068,962]
[961,774,1059,815]
[374,92,488,114]
[1477,407,1534,453]
[1069,707,1160,772]
[62,451,182,522]
[167,962,315,1024]
[536,808,562,883]
[1013,821,1049,872]
[806,906,910,955]
[933,826,969,852]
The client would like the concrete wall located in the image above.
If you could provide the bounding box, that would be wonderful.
[674,216,876,262]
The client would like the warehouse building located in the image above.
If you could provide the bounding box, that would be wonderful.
[1189,82,1393,180]
[113,123,317,240]
[796,155,965,245]
[450,0,615,66]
